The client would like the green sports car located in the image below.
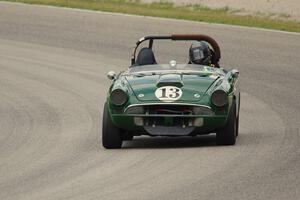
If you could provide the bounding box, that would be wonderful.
[102,34,240,149]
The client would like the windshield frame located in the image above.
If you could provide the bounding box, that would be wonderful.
[124,64,225,77]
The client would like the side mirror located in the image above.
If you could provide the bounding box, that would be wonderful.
[231,69,239,79]
[107,71,116,80]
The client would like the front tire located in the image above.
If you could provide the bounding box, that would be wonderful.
[122,132,134,141]
[236,93,240,137]
[216,101,237,145]
[102,103,123,149]
[236,113,239,137]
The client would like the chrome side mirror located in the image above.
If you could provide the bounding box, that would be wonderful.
[107,71,116,80]
[231,69,239,79]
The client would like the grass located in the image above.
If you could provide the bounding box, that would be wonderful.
[2,0,300,32]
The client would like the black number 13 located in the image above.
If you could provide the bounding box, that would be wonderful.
[159,88,180,98]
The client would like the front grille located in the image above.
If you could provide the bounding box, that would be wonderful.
[148,105,193,115]
[125,104,213,116]
[126,104,211,127]
[144,117,190,127]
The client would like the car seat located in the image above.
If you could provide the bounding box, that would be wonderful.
[135,48,157,66]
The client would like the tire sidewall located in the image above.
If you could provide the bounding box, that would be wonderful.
[216,100,237,145]
[102,102,123,149]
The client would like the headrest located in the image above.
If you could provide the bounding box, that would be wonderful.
[136,48,156,66]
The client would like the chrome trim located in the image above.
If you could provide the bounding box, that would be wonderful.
[124,103,212,113]
[107,71,116,80]
[123,70,223,77]
[112,113,226,118]
[120,114,214,117]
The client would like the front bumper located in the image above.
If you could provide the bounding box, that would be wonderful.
[109,102,229,136]
[110,114,227,136]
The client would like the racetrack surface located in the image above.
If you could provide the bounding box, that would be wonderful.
[0,2,300,200]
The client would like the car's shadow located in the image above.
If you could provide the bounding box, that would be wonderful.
[122,134,216,149]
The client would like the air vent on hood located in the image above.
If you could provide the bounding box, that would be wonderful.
[156,74,183,88]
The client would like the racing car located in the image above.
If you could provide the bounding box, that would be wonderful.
[102,34,240,149]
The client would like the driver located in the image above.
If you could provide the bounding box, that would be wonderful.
[189,41,219,67]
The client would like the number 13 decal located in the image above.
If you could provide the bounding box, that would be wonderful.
[155,86,182,102]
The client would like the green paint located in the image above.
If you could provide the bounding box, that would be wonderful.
[107,63,239,134]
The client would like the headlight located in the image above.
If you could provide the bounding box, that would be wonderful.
[211,90,228,107]
[110,89,128,106]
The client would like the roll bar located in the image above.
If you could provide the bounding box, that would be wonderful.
[131,34,221,65]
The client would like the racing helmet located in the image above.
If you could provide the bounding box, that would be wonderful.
[189,41,212,65]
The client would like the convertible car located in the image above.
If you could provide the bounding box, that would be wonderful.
[102,34,240,149]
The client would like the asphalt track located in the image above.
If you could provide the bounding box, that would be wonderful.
[0,2,300,200]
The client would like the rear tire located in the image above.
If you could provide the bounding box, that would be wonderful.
[102,103,123,149]
[216,101,237,145]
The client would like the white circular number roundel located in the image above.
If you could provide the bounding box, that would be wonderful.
[155,86,182,102]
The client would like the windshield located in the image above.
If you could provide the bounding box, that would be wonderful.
[125,64,225,76]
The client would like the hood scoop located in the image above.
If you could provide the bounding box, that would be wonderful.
[156,74,183,88]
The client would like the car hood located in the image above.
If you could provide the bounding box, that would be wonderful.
[125,73,219,102]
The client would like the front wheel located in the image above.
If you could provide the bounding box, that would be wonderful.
[216,101,237,145]
[122,132,134,141]
[102,103,123,149]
